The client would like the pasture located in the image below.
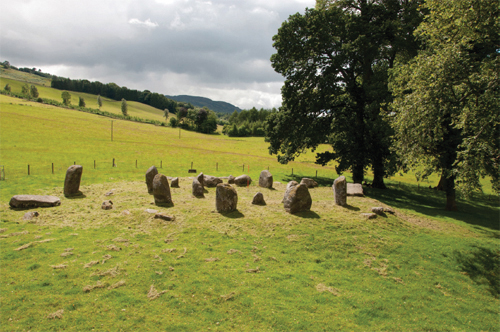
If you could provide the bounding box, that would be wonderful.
[0,84,498,331]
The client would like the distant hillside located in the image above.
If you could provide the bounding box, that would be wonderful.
[166,95,241,114]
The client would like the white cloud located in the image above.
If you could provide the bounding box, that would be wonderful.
[128,18,159,29]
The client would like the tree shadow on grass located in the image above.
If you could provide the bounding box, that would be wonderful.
[366,183,500,232]
[220,210,245,219]
[65,192,87,200]
[282,175,333,187]
[344,204,360,212]
[455,247,500,298]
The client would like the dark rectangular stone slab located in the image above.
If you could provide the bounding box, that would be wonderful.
[9,195,61,209]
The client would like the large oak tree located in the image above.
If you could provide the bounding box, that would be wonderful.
[267,0,423,187]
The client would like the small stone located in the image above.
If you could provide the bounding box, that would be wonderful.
[300,178,318,188]
[383,207,395,214]
[154,213,175,221]
[361,213,377,219]
[252,192,266,205]
[23,211,40,220]
[234,174,252,187]
[227,175,235,184]
[145,209,158,214]
[196,172,204,187]
[9,195,61,209]
[105,191,114,196]
[102,200,113,210]
[171,177,179,188]
[347,183,364,196]
[122,210,131,216]
[204,175,223,187]
[371,207,385,215]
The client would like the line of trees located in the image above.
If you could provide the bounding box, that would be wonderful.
[222,107,277,137]
[51,77,177,113]
[267,0,499,209]
[169,103,218,134]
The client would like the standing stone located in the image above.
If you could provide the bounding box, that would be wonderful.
[102,200,113,210]
[283,182,312,214]
[153,174,173,206]
[145,166,158,194]
[171,177,179,188]
[64,165,83,197]
[204,175,223,187]
[333,176,347,206]
[283,181,299,203]
[258,170,273,189]
[252,192,266,205]
[216,184,238,213]
[196,172,204,187]
[234,174,252,187]
[300,178,318,188]
[192,178,204,198]
[228,175,235,184]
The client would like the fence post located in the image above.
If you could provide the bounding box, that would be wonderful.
[136,160,137,168]
[52,163,54,174]
[216,162,218,171]
[161,160,162,168]
[28,164,30,175]
[113,158,115,167]
[316,170,318,178]
[292,168,293,176]
[243,164,244,172]
[94,160,96,169]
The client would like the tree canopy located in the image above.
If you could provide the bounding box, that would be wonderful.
[390,0,499,209]
[267,0,423,187]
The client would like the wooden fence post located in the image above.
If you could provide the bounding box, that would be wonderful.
[28,165,30,175]
[52,163,54,174]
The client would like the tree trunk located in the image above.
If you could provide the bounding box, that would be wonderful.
[444,174,457,211]
[371,154,387,189]
[352,164,364,184]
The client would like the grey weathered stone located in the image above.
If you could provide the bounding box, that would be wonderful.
[9,195,61,209]
[383,207,395,214]
[300,178,318,188]
[196,172,204,187]
[371,207,385,215]
[192,178,204,198]
[283,181,299,203]
[283,182,312,214]
[216,184,238,213]
[361,213,377,219]
[145,209,158,214]
[171,177,179,188]
[145,166,159,194]
[333,176,347,206]
[102,200,113,210]
[347,183,364,197]
[64,165,83,196]
[228,175,235,184]
[258,170,273,189]
[234,174,252,187]
[252,192,266,205]
[154,213,175,221]
[204,175,223,188]
[23,211,40,220]
[153,174,173,206]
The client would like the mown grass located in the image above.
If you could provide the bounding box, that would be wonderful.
[0,76,499,330]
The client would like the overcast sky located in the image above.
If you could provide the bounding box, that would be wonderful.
[0,0,315,109]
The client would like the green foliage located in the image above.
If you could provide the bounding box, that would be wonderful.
[121,98,128,116]
[3,83,11,93]
[169,116,178,128]
[78,96,85,108]
[390,0,500,207]
[30,85,39,99]
[268,1,423,187]
[222,108,273,137]
[97,95,102,108]
[61,91,71,105]
[21,84,30,97]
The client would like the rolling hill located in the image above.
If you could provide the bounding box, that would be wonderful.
[166,94,242,114]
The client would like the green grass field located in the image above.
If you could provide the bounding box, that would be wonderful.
[0,73,498,331]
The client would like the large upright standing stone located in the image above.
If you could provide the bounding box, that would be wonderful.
[145,166,159,194]
[152,174,173,206]
[283,181,312,214]
[333,176,347,206]
[64,165,83,197]
[300,178,318,188]
[216,184,238,213]
[192,178,204,198]
[258,170,273,189]
[196,172,204,187]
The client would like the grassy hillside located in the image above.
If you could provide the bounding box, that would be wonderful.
[1,68,170,123]
[166,95,242,114]
[0,80,498,331]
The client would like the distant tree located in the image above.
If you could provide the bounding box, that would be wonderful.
[169,117,178,128]
[2,61,10,69]
[61,91,71,105]
[79,96,86,107]
[97,95,102,108]
[4,84,11,94]
[30,85,39,99]
[121,98,128,116]
[163,109,169,121]
[21,84,30,97]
